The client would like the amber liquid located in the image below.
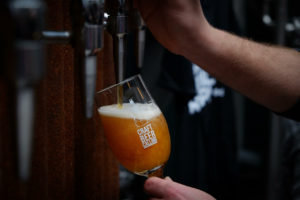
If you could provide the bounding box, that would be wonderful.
[117,85,123,108]
[98,104,171,175]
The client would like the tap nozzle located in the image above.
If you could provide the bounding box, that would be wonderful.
[83,0,105,52]
[82,0,105,118]
[9,0,46,181]
[106,0,130,82]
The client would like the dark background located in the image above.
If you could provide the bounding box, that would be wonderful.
[122,0,300,200]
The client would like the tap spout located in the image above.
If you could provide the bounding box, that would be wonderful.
[106,0,129,82]
[16,86,35,181]
[9,0,46,181]
[82,0,105,118]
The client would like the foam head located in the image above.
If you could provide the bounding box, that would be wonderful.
[98,103,161,120]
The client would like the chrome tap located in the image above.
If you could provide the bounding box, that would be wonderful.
[9,0,46,181]
[106,0,129,82]
[82,0,105,118]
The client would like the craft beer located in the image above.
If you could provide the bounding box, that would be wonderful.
[98,103,171,175]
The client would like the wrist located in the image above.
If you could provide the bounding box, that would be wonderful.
[178,21,218,64]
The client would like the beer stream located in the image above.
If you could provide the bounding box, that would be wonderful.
[117,85,123,108]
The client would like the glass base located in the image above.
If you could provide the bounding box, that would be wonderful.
[134,165,164,177]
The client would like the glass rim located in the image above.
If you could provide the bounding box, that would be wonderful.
[96,74,142,95]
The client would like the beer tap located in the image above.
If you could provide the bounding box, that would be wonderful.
[9,0,46,181]
[130,8,146,69]
[106,0,129,82]
[82,0,105,118]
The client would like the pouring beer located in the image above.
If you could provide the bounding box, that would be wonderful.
[95,75,171,177]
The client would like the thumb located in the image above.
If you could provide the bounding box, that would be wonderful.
[144,177,216,200]
[144,177,168,198]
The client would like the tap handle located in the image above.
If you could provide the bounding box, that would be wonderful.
[106,0,130,16]
[82,0,105,23]
[10,0,46,85]
[82,0,105,54]
[10,0,46,41]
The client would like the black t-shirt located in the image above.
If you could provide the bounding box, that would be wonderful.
[159,50,238,200]
[279,101,300,122]
[281,119,300,200]
[156,1,240,199]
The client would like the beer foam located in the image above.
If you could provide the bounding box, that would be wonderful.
[98,103,161,120]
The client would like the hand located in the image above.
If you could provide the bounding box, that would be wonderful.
[134,0,211,55]
[144,177,216,200]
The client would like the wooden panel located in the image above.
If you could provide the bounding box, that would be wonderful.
[0,0,119,199]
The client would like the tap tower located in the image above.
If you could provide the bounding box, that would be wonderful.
[9,0,46,181]
[82,0,105,118]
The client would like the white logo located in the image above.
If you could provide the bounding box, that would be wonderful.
[137,124,158,149]
[188,64,225,115]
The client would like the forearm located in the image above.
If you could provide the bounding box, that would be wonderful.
[181,25,300,112]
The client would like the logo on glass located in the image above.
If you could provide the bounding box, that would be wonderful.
[137,123,158,149]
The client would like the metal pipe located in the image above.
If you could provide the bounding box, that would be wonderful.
[41,31,72,44]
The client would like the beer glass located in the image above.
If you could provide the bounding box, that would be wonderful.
[95,75,171,177]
